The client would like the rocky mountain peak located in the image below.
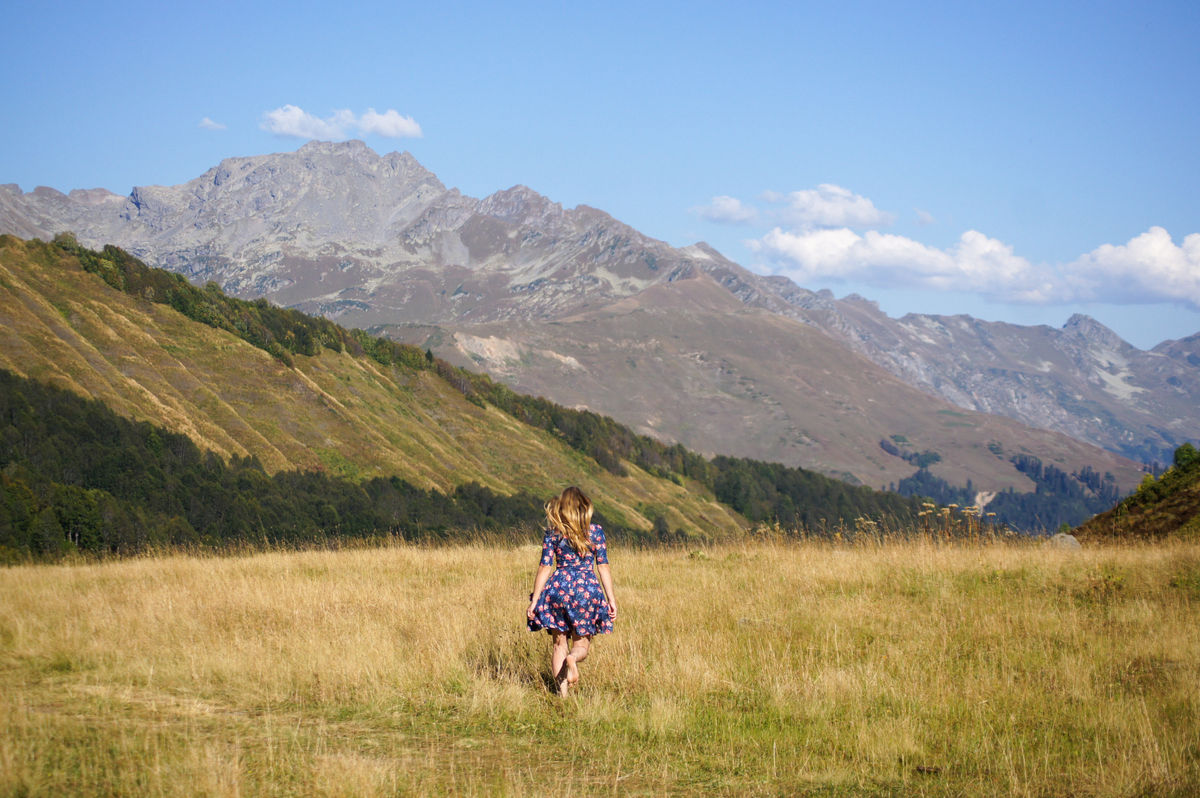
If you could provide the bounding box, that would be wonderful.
[476,185,563,223]
[67,188,122,205]
[1062,313,1128,350]
[297,139,372,156]
[842,293,881,312]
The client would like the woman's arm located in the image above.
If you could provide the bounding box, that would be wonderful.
[595,562,617,618]
[526,564,555,620]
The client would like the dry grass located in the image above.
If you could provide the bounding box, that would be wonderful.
[2,539,1198,796]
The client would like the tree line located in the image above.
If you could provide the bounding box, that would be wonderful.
[894,454,1122,532]
[0,369,546,561]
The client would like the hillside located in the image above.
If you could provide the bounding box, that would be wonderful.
[1074,443,1200,541]
[0,235,746,541]
[8,236,979,558]
[2,141,1188,474]
[384,274,1144,494]
[0,235,1143,540]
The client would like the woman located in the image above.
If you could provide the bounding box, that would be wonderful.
[526,486,617,696]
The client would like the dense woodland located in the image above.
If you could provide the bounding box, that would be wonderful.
[0,238,1132,559]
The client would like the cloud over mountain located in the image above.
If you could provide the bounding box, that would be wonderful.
[1064,227,1200,308]
[750,225,1200,310]
[707,184,1200,311]
[692,195,758,224]
[261,105,422,140]
[357,108,423,138]
[748,227,1041,299]
[766,184,895,229]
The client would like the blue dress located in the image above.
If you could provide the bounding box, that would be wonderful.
[527,524,614,637]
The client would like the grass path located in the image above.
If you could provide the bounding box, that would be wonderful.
[2,540,1198,795]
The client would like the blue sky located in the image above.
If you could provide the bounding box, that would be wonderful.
[4,0,1198,349]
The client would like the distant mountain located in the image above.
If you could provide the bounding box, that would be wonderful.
[1,141,1185,486]
[733,287,1200,465]
[1,141,687,322]
[386,276,1142,497]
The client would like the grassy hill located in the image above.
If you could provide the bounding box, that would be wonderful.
[1074,443,1200,541]
[0,235,746,541]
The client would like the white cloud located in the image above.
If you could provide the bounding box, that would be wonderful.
[1065,227,1200,307]
[706,181,1199,310]
[770,184,895,229]
[262,105,352,138]
[749,226,1044,299]
[695,184,891,229]
[260,105,422,140]
[749,225,1200,310]
[198,117,226,131]
[693,195,758,224]
[359,108,422,138]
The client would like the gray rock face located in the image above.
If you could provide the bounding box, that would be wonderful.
[1,140,1196,466]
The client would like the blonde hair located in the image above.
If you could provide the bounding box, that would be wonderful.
[546,486,594,555]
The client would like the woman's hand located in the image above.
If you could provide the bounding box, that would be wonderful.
[607,598,618,619]
[527,565,554,622]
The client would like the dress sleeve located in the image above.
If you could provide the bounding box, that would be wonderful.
[591,525,608,564]
[539,531,555,566]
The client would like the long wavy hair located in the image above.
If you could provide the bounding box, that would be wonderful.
[546,486,594,555]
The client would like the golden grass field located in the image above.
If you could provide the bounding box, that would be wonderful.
[2,538,1198,796]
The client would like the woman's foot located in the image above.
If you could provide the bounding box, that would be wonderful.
[555,658,572,696]
[565,653,580,686]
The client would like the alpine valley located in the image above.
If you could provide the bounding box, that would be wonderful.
[5,140,1192,510]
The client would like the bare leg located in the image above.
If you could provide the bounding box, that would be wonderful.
[551,632,570,695]
[565,634,591,686]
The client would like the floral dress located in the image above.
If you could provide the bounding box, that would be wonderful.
[527,524,614,637]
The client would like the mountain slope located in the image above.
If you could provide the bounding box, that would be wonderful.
[736,283,1200,465]
[1074,444,1200,541]
[386,271,1143,494]
[1,141,1190,472]
[0,235,745,538]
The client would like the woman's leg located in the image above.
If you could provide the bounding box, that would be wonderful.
[551,632,570,695]
[564,634,591,685]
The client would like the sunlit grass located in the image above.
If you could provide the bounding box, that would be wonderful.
[2,539,1198,795]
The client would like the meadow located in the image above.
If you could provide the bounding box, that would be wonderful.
[1,538,1198,796]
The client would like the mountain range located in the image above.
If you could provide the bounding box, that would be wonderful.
[4,140,1192,494]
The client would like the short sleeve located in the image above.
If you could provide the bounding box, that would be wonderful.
[539,532,555,566]
[591,524,608,564]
